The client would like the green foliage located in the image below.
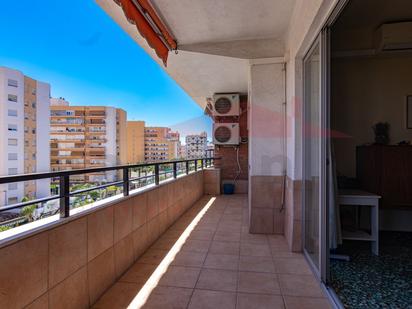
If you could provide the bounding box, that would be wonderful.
[0,225,12,232]
[20,204,36,222]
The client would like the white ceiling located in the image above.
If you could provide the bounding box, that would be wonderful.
[96,0,296,109]
[152,0,295,45]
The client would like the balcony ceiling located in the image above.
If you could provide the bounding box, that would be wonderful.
[97,0,296,108]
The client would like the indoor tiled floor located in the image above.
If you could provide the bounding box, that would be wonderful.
[93,194,331,309]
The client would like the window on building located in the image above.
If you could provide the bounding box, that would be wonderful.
[8,94,18,102]
[8,197,18,205]
[32,153,36,160]
[32,129,36,134]
[32,102,36,108]
[8,124,17,132]
[32,88,36,95]
[8,79,18,87]
[8,168,18,175]
[8,183,18,190]
[8,138,18,146]
[8,109,18,117]
[8,153,18,160]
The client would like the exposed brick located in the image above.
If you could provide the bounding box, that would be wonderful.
[214,96,248,181]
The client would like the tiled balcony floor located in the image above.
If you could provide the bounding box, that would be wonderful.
[93,194,331,309]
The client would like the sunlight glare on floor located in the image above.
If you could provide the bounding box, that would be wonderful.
[126,196,217,309]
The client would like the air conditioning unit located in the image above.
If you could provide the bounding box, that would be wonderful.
[212,93,240,116]
[375,22,412,52]
[213,123,240,145]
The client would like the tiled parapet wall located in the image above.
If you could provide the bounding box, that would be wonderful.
[203,168,221,195]
[249,175,285,234]
[285,177,303,252]
[0,171,204,308]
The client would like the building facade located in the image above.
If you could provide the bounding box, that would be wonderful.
[144,126,180,162]
[0,67,50,206]
[50,98,127,183]
[185,132,208,159]
[126,121,145,164]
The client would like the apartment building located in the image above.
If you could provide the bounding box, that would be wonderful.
[185,132,208,159]
[126,121,145,164]
[0,67,50,206]
[50,98,127,183]
[144,126,180,162]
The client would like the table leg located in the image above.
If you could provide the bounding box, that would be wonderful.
[371,203,379,255]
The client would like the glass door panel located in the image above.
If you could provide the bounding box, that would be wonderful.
[303,40,322,272]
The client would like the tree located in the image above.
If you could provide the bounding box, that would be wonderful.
[20,204,36,222]
[89,190,100,201]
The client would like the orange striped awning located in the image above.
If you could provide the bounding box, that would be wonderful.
[115,0,177,66]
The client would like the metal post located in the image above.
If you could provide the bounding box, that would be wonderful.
[194,160,197,171]
[201,159,204,169]
[155,164,160,185]
[186,161,189,175]
[173,162,177,179]
[123,167,129,196]
[59,174,70,218]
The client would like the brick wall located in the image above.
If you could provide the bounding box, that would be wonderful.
[214,95,248,182]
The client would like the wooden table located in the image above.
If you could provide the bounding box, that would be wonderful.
[338,189,381,255]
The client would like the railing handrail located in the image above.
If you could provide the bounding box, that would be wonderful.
[0,156,218,218]
[0,157,217,184]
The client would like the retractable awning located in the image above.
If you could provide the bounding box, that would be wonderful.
[114,0,177,66]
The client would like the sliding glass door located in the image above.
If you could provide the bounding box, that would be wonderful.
[303,32,328,281]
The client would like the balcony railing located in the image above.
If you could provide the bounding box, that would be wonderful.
[0,157,217,223]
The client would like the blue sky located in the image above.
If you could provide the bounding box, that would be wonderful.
[0,0,211,139]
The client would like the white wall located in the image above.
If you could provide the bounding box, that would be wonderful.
[332,55,412,177]
[248,62,286,176]
[35,81,51,198]
[285,0,339,180]
[0,68,25,205]
[105,107,117,182]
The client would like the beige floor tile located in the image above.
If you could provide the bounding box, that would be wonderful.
[240,243,272,257]
[144,286,193,309]
[238,271,281,295]
[239,255,276,273]
[209,241,240,255]
[203,254,239,271]
[138,248,168,265]
[188,229,215,241]
[283,296,332,309]
[273,258,312,275]
[171,251,207,267]
[119,263,157,284]
[278,274,325,297]
[188,289,236,309]
[237,293,285,309]
[213,231,241,242]
[196,269,237,292]
[240,233,268,244]
[181,239,211,254]
[92,282,141,309]
[158,266,201,288]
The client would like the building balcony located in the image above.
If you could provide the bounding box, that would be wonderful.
[0,159,327,308]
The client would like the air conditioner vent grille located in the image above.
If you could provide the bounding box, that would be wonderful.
[214,97,232,115]
[214,126,232,143]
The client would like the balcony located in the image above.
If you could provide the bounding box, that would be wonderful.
[0,157,327,308]
[0,158,238,307]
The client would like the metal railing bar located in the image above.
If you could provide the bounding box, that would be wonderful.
[0,157,218,184]
[0,195,60,212]
[70,180,124,196]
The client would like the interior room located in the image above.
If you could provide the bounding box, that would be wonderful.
[329,0,412,307]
